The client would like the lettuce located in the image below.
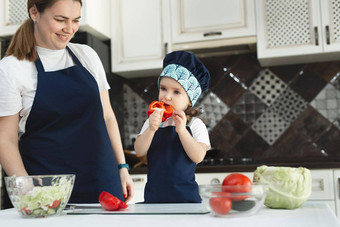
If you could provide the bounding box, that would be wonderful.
[253,165,312,209]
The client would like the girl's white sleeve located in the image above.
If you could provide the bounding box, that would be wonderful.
[190,118,211,149]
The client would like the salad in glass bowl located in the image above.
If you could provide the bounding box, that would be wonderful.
[5,174,75,218]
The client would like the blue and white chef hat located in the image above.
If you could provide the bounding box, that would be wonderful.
[158,51,210,106]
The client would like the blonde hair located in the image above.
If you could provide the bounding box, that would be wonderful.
[5,0,82,62]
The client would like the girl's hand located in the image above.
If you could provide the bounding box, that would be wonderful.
[148,108,163,131]
[173,110,187,133]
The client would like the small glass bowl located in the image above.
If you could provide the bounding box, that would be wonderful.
[5,174,75,218]
[199,183,268,218]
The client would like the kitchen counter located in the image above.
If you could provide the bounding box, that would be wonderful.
[0,202,339,227]
[130,162,340,174]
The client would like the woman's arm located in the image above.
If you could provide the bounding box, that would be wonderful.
[100,90,134,202]
[0,114,28,176]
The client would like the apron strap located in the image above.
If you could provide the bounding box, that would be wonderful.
[34,57,45,74]
[66,45,82,66]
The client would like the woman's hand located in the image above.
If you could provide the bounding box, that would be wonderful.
[148,108,163,131]
[119,168,134,203]
[173,110,187,133]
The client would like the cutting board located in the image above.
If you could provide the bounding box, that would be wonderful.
[66,203,209,215]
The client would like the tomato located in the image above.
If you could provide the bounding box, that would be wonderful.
[48,199,61,209]
[222,173,252,201]
[209,197,232,215]
[99,191,128,211]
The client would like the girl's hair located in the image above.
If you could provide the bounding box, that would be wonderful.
[5,0,82,62]
[185,106,201,123]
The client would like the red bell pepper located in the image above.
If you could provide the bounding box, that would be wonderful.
[99,191,128,211]
[148,101,173,122]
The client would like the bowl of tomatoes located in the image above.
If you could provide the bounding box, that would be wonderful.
[199,173,268,217]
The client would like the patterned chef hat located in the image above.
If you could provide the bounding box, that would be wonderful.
[158,51,210,106]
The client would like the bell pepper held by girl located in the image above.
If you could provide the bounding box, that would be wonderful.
[148,101,173,122]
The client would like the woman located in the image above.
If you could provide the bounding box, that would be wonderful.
[0,0,134,205]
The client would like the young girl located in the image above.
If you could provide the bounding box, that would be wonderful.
[134,51,211,203]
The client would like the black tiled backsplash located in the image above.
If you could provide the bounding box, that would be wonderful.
[117,53,340,168]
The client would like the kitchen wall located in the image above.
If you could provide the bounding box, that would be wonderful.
[119,53,340,167]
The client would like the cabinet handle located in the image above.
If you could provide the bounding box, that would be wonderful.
[203,32,222,37]
[314,27,319,46]
[325,25,330,45]
[338,178,340,199]
[210,178,220,184]
[132,178,144,182]
[164,42,168,56]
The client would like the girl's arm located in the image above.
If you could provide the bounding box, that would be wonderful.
[100,90,134,202]
[134,109,163,156]
[0,114,29,176]
[174,111,208,163]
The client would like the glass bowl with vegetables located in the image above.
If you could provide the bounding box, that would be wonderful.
[199,173,268,217]
[5,174,75,218]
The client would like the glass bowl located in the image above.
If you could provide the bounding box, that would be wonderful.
[5,174,75,218]
[199,183,268,217]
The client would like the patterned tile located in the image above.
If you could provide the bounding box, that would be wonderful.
[123,84,148,147]
[310,83,340,125]
[249,69,287,106]
[232,91,267,124]
[251,108,290,145]
[198,92,230,131]
[272,87,308,124]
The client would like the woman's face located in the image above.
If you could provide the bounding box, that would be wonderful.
[158,77,191,112]
[30,0,81,50]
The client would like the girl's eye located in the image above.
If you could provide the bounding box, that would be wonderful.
[160,87,166,91]
[174,90,180,94]
[56,19,64,22]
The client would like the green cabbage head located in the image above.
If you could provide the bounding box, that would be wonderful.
[253,165,312,209]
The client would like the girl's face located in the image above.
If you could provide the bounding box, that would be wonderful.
[30,0,81,50]
[159,77,191,112]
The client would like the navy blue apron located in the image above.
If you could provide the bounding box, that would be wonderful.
[19,46,124,203]
[144,126,201,203]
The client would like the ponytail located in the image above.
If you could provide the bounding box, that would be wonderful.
[5,18,37,62]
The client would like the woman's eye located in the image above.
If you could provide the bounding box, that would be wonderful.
[56,19,64,22]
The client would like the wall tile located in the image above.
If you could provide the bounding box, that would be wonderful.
[122,53,340,167]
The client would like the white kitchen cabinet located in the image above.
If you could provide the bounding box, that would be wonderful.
[128,174,147,204]
[256,0,340,66]
[170,0,256,44]
[111,0,170,78]
[0,0,27,36]
[333,169,340,221]
[0,0,110,39]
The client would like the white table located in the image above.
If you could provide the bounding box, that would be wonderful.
[0,202,339,227]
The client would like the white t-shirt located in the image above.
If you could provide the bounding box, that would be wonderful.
[139,117,211,149]
[0,43,110,138]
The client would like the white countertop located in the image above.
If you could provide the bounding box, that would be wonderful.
[0,202,339,227]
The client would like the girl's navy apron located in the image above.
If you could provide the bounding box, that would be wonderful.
[19,46,124,203]
[144,125,201,203]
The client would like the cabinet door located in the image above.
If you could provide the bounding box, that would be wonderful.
[320,0,340,52]
[256,0,323,64]
[0,0,28,36]
[170,0,255,43]
[128,174,147,204]
[333,169,340,220]
[111,0,169,77]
